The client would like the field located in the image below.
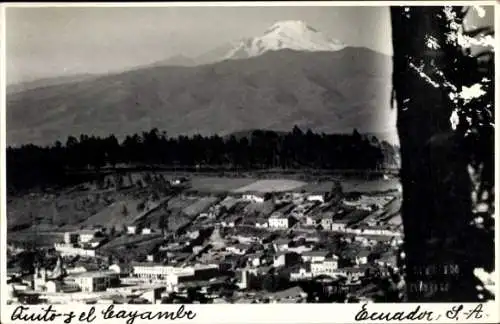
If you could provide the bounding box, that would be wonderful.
[6,172,402,248]
[233,179,307,193]
[140,196,195,231]
[244,200,275,216]
[7,231,65,247]
[219,197,240,210]
[189,177,256,192]
[100,234,164,262]
[77,198,145,230]
[300,178,400,194]
[7,191,114,231]
[183,197,219,217]
[341,178,401,193]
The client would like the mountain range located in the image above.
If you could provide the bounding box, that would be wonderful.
[6,20,395,147]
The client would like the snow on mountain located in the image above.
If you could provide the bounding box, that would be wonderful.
[223,20,346,60]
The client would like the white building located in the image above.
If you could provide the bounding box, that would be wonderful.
[305,215,320,227]
[273,252,300,268]
[226,244,250,255]
[247,254,266,268]
[255,219,268,228]
[320,215,335,230]
[273,239,291,252]
[331,267,367,282]
[54,243,96,257]
[242,193,265,203]
[301,250,332,263]
[287,245,313,254]
[268,213,295,230]
[132,263,195,280]
[310,257,339,277]
[290,267,313,281]
[355,250,371,265]
[331,219,349,232]
[108,263,131,277]
[342,195,393,211]
[127,226,138,234]
[77,230,98,243]
[64,232,79,244]
[68,271,119,292]
[307,194,326,203]
[142,227,152,235]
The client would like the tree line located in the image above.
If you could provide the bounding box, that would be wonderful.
[6,126,398,191]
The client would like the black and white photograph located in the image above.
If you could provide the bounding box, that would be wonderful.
[2,2,496,310]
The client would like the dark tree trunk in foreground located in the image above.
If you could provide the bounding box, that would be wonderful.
[391,6,494,302]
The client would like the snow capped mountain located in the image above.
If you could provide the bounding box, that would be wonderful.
[223,20,346,60]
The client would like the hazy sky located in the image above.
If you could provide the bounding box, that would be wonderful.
[6,6,393,85]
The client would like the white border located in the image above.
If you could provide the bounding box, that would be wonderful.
[1,2,499,324]
[1,1,498,7]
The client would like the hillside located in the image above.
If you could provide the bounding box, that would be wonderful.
[6,73,100,95]
[7,47,393,146]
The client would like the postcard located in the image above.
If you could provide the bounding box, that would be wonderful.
[1,2,498,324]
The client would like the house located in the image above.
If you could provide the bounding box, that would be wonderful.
[65,266,86,275]
[290,192,306,204]
[331,219,350,232]
[54,243,96,257]
[290,203,314,218]
[68,271,119,292]
[64,232,79,244]
[108,263,132,277]
[192,245,205,255]
[266,286,307,303]
[355,250,371,265]
[376,252,398,269]
[254,218,268,228]
[310,256,339,277]
[273,239,291,252]
[132,263,195,280]
[307,193,326,204]
[221,215,242,228]
[242,193,266,203]
[268,212,296,230]
[77,230,99,243]
[127,226,138,235]
[147,252,162,263]
[235,234,258,244]
[305,214,321,227]
[300,234,321,244]
[273,252,301,268]
[287,244,313,255]
[87,237,107,249]
[171,177,188,186]
[141,227,152,235]
[289,265,313,281]
[247,253,266,268]
[331,266,368,282]
[320,214,335,230]
[226,244,251,256]
[301,250,332,263]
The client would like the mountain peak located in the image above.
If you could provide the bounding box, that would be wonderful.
[223,20,346,60]
[264,20,319,35]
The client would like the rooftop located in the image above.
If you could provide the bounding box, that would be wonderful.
[68,270,118,278]
[74,230,99,235]
[302,250,331,257]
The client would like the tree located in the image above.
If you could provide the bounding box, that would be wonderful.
[121,204,129,217]
[137,202,146,212]
[329,180,343,203]
[261,274,277,292]
[391,6,494,302]
[158,213,169,237]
